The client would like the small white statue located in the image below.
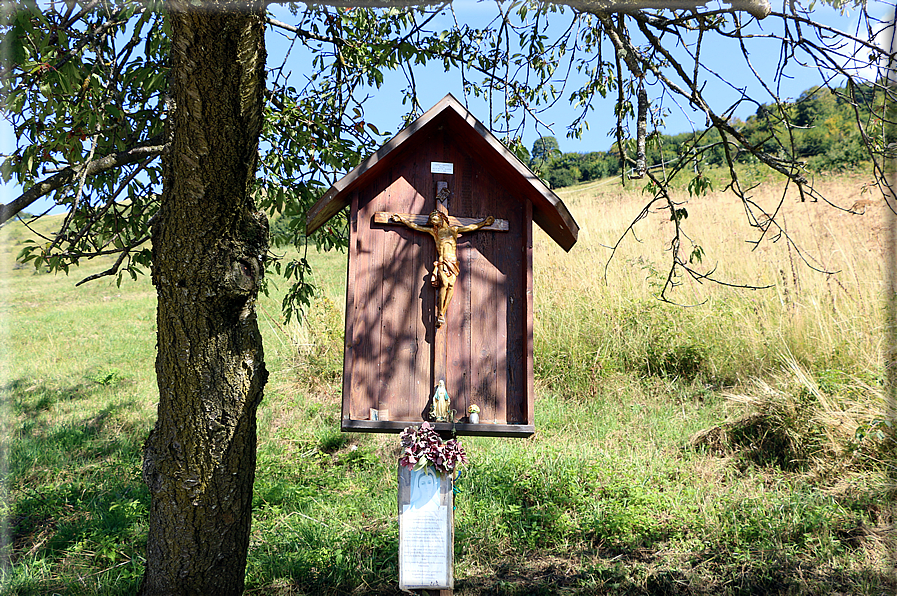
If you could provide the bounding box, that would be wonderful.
[431,380,451,422]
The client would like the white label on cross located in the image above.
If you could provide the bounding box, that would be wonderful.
[431,162,454,174]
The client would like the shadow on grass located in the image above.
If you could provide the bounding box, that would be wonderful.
[4,378,95,417]
[241,456,896,596]
[242,483,896,596]
[6,378,145,477]
[245,536,897,596]
[5,373,134,417]
[451,549,897,595]
[245,518,400,596]
[2,377,149,596]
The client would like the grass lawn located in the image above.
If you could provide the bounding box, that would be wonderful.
[1,169,895,594]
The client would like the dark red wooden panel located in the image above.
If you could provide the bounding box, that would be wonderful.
[341,123,535,435]
[345,188,382,420]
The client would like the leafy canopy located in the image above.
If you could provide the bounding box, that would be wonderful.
[1,0,894,306]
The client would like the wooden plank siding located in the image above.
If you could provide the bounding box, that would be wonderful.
[312,95,578,438]
[525,199,535,427]
[349,164,432,422]
[346,187,380,421]
[340,124,532,434]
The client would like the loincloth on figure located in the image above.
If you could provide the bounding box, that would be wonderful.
[431,256,460,286]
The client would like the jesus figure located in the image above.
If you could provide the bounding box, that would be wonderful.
[391,210,495,328]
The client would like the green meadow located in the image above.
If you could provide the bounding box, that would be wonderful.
[1,170,895,594]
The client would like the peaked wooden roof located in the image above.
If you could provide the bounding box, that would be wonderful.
[305,94,579,251]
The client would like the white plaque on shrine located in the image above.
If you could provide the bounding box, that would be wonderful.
[398,466,453,590]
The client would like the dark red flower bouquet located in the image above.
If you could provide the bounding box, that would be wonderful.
[398,421,468,474]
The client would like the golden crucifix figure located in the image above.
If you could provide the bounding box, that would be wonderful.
[390,210,495,328]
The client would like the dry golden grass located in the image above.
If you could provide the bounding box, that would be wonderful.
[546,170,887,298]
[535,170,894,498]
[536,170,889,379]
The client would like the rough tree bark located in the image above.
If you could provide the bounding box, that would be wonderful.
[139,3,268,594]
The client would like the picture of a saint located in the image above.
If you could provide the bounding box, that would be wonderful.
[407,466,440,511]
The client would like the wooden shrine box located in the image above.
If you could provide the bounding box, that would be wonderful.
[306,94,579,437]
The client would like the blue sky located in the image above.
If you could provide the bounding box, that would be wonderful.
[2,1,892,215]
[318,0,890,153]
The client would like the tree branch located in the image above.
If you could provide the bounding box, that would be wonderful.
[265,17,339,44]
[557,0,771,20]
[0,136,165,226]
[74,229,153,286]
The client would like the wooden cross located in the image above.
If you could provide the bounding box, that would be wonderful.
[375,185,508,421]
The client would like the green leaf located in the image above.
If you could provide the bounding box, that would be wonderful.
[687,174,713,197]
[689,245,704,264]
[671,208,688,222]
[8,23,25,65]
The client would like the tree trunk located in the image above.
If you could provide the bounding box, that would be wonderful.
[139,3,268,595]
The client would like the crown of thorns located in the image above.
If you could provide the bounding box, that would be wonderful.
[428,211,450,226]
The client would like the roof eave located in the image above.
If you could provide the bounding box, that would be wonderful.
[305,94,579,250]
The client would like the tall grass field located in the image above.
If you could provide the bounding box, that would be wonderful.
[1,170,895,595]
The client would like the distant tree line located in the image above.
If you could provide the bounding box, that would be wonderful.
[531,82,880,189]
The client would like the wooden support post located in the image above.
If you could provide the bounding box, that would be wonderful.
[434,181,450,419]
[433,321,448,411]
